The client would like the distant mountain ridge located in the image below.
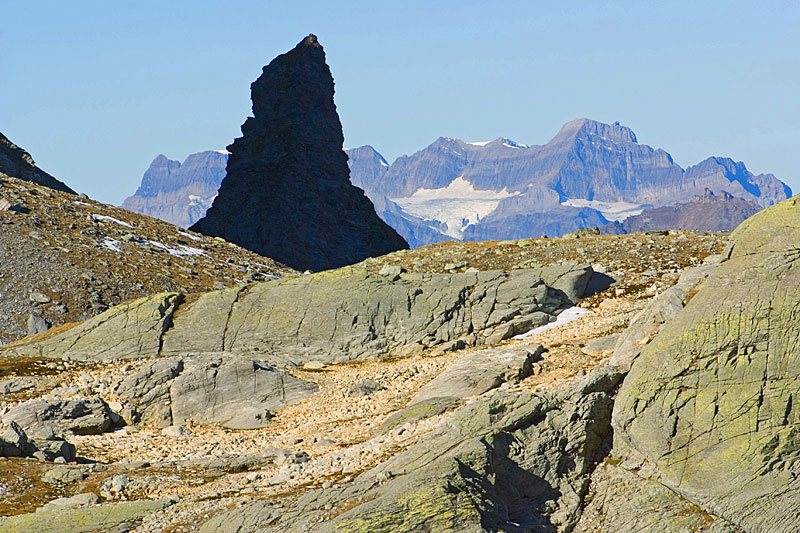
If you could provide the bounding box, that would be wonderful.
[347,119,790,246]
[121,151,228,228]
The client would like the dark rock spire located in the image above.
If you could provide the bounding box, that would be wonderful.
[190,35,408,271]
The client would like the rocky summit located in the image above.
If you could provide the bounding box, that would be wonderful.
[0,132,75,194]
[190,35,408,271]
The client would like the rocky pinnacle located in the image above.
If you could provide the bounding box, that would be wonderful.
[190,34,408,271]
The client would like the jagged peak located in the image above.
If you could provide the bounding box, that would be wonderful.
[550,118,638,145]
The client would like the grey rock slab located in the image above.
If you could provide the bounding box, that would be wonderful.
[203,366,624,532]
[2,397,113,438]
[612,196,800,531]
[609,263,716,370]
[118,354,318,429]
[42,465,88,484]
[12,292,182,361]
[0,498,173,533]
[411,344,545,404]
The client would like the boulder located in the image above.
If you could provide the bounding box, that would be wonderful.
[117,354,318,429]
[411,345,544,404]
[2,397,114,438]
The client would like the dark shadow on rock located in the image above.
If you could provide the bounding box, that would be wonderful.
[583,272,616,298]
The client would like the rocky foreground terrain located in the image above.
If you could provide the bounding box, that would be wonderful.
[0,222,733,531]
[0,171,292,343]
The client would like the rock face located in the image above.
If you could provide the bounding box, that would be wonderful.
[600,188,762,234]
[200,367,624,532]
[190,35,407,271]
[411,344,544,404]
[117,354,318,429]
[10,265,592,366]
[347,120,790,246]
[121,151,228,228]
[611,195,800,531]
[0,132,75,194]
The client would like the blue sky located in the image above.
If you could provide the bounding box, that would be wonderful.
[2,1,798,204]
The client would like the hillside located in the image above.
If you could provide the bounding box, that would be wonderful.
[0,172,292,343]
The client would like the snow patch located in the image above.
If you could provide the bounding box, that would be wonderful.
[92,214,133,228]
[513,306,590,339]
[74,201,91,206]
[147,240,205,257]
[392,176,519,239]
[468,140,493,146]
[215,149,231,155]
[177,230,203,241]
[560,198,647,222]
[100,237,123,252]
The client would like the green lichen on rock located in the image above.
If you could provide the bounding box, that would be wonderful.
[10,292,182,361]
[612,194,800,531]
[0,498,172,533]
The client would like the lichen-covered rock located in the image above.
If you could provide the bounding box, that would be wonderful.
[13,292,182,361]
[200,366,623,532]
[162,266,587,365]
[612,195,800,531]
[573,461,742,532]
[0,498,173,533]
[117,354,318,429]
[6,266,589,366]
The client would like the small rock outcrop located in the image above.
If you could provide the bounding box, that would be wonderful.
[0,132,75,193]
[2,397,114,438]
[190,35,408,271]
[117,354,318,429]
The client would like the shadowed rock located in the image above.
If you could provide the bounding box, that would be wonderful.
[190,35,407,271]
[0,131,75,193]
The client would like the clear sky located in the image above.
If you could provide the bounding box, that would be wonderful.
[2,1,798,204]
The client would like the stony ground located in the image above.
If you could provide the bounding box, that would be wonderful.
[0,172,294,342]
[0,229,726,531]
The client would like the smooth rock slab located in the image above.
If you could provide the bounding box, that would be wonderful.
[118,353,318,429]
[0,498,173,533]
[411,344,545,404]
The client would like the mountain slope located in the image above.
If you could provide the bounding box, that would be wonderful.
[600,189,762,234]
[190,35,407,271]
[0,132,75,194]
[121,151,228,228]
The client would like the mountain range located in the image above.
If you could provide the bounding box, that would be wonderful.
[347,119,790,245]
[121,150,228,228]
[123,119,791,246]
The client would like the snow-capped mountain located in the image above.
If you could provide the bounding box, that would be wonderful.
[347,119,790,246]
